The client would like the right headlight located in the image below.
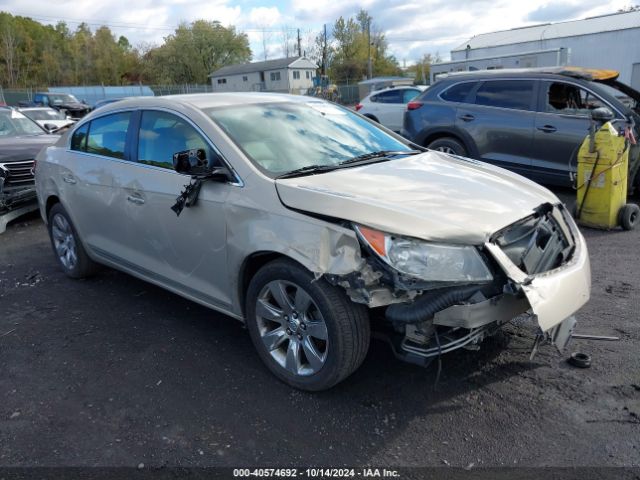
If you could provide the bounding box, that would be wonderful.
[355,224,493,283]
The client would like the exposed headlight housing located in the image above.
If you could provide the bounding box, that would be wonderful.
[355,225,493,283]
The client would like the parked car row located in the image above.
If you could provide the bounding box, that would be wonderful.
[34,93,590,390]
[18,92,92,119]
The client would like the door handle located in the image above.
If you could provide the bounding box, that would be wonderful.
[127,194,145,205]
[62,174,77,184]
[459,114,475,122]
[537,125,557,133]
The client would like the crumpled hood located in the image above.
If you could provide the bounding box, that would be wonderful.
[275,152,560,244]
[0,135,59,163]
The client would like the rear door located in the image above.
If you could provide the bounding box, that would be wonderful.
[530,80,619,186]
[456,79,537,175]
[62,111,133,254]
[369,89,403,131]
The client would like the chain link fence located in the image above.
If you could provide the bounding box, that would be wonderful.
[1,83,358,107]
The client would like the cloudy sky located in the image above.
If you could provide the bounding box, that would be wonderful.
[5,0,628,64]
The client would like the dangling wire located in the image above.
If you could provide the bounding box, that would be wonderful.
[434,327,443,390]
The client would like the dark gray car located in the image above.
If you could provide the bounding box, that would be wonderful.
[403,68,640,191]
[0,107,59,232]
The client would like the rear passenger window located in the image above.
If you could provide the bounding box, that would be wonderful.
[372,90,403,104]
[441,82,476,103]
[402,89,421,103]
[71,123,88,151]
[85,112,131,159]
[138,111,216,170]
[474,80,534,111]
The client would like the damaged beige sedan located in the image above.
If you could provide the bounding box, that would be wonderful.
[35,94,590,391]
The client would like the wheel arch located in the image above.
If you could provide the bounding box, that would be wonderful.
[419,128,478,157]
[45,195,61,220]
[238,251,297,317]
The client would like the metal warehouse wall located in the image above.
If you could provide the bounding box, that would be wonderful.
[451,28,640,86]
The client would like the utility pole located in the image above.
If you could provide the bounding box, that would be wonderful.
[297,29,302,57]
[322,24,327,76]
[367,20,372,79]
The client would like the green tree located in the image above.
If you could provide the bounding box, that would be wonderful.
[0,11,251,88]
[328,9,401,84]
[145,20,251,84]
[406,53,442,85]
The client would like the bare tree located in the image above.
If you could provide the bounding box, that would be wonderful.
[1,25,18,86]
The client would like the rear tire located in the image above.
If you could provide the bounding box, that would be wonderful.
[427,137,467,156]
[620,203,639,231]
[47,203,99,278]
[245,258,370,391]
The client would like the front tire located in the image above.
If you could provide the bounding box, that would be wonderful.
[245,259,370,391]
[47,203,98,278]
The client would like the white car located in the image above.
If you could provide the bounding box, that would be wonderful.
[18,107,75,131]
[356,86,427,132]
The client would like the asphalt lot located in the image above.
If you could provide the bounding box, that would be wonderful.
[1,190,639,469]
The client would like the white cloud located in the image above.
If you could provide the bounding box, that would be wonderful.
[2,0,632,64]
[249,6,282,27]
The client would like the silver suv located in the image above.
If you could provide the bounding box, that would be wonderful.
[35,93,591,391]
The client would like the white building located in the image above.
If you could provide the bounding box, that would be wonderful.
[431,10,640,87]
[209,57,318,94]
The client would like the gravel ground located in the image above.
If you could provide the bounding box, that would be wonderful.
[0,191,638,468]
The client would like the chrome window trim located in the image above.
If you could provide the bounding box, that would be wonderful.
[540,79,625,120]
[437,76,624,119]
[66,106,244,188]
[437,79,481,104]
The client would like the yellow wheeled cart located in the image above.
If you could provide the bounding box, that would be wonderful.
[575,109,639,230]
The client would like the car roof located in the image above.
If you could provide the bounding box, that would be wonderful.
[97,92,315,113]
[439,66,619,82]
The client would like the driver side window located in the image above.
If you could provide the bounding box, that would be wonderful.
[545,82,608,116]
[137,111,217,170]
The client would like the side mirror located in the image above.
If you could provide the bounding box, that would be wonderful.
[172,148,230,180]
[43,123,58,132]
[590,107,614,123]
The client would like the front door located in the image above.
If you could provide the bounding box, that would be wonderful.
[117,110,233,310]
[530,80,616,186]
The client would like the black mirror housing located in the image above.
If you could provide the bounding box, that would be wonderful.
[43,123,58,132]
[172,148,231,181]
[590,107,614,123]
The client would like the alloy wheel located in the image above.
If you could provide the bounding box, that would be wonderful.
[255,280,329,376]
[435,146,456,154]
[51,213,78,271]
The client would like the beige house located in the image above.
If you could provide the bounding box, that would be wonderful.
[209,57,318,95]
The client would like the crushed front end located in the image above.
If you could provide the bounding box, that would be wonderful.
[327,203,590,366]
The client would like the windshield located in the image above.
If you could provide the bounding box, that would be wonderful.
[22,109,67,121]
[206,101,411,175]
[48,94,79,105]
[0,110,45,137]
